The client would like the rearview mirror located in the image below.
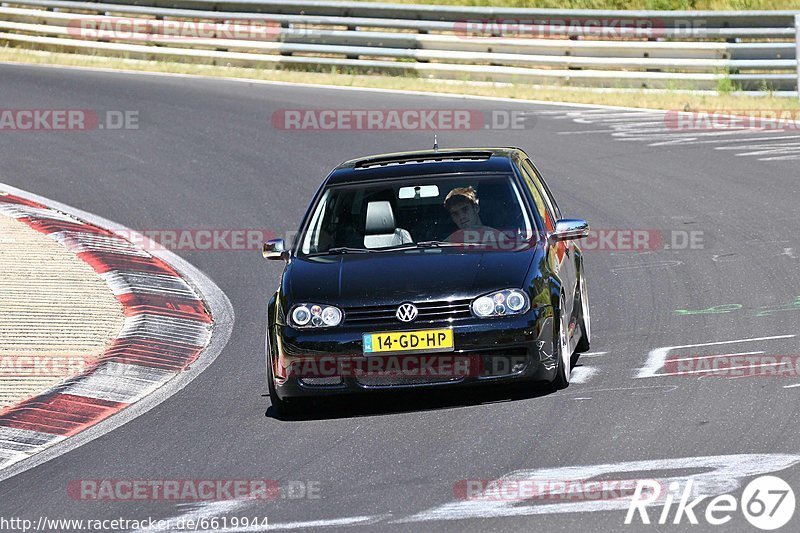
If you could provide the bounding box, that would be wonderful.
[262,238,288,261]
[550,219,589,242]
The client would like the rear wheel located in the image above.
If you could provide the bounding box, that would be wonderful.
[575,273,591,353]
[551,293,571,390]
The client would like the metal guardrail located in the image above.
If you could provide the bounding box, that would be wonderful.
[797,15,800,96]
[76,0,800,28]
[1,0,798,94]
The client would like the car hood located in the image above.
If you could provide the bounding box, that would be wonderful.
[284,248,538,306]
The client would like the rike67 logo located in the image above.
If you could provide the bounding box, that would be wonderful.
[626,476,795,530]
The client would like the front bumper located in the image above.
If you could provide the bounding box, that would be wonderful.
[267,307,556,399]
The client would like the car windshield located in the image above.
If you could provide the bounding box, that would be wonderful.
[298,174,536,256]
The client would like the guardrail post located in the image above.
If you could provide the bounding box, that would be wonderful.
[796,14,800,99]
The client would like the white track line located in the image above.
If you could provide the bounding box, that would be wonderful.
[636,335,795,379]
[657,362,785,378]
[668,351,764,362]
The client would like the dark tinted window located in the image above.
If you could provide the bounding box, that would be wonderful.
[519,160,555,232]
[524,159,561,219]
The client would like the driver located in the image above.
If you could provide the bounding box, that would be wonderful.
[443,186,506,246]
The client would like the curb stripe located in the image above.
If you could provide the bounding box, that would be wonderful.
[57,363,174,404]
[24,219,108,235]
[0,204,81,223]
[79,252,183,276]
[0,193,215,469]
[0,427,65,449]
[50,231,152,257]
[0,195,40,208]
[102,338,203,371]
[116,292,211,323]
[101,271,199,299]
[0,393,126,437]
[0,450,27,468]
[0,428,65,468]
[117,314,212,346]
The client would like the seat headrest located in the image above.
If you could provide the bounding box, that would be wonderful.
[365,201,396,235]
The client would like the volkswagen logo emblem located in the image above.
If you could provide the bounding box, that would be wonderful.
[396,303,418,322]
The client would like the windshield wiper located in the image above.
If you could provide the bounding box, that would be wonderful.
[378,240,462,251]
[415,240,461,248]
[309,247,372,256]
[328,247,373,254]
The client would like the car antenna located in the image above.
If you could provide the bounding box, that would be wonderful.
[433,133,438,151]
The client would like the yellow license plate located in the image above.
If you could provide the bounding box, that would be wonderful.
[363,328,454,355]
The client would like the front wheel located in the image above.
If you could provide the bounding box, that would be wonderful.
[266,344,304,418]
[267,359,289,416]
[575,273,591,353]
[551,294,571,390]
[267,369,306,418]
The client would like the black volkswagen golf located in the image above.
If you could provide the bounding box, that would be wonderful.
[263,147,590,415]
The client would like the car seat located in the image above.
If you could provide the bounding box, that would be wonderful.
[363,201,412,249]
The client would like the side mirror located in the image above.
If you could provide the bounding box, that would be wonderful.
[550,219,589,242]
[262,238,288,261]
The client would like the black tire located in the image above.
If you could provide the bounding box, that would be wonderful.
[575,273,591,353]
[265,337,302,418]
[268,373,307,418]
[266,360,290,417]
[551,294,570,390]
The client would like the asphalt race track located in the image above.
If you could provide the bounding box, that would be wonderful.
[1,63,800,532]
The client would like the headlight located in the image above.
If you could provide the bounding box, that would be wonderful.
[471,289,529,318]
[321,306,342,326]
[473,296,495,317]
[290,304,343,328]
